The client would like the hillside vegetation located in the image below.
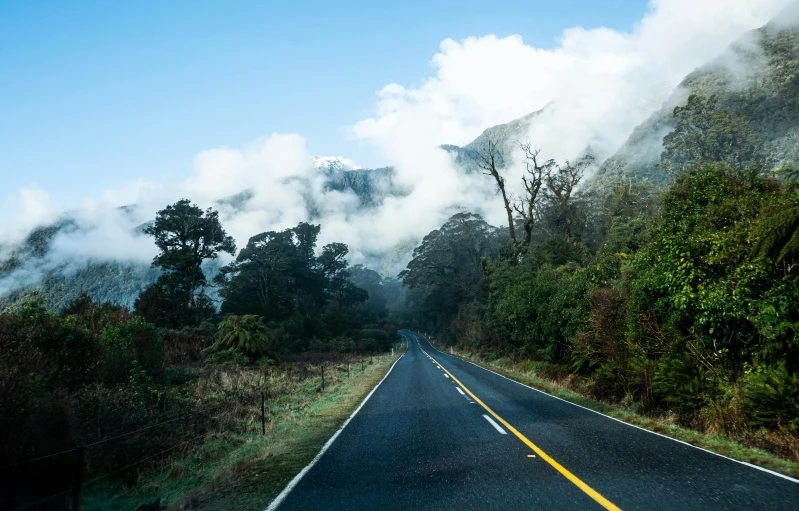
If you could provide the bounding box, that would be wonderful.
[590,9,799,193]
[400,13,799,470]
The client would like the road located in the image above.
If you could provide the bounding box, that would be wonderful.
[269,331,799,510]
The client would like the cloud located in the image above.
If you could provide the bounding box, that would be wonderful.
[1,0,794,299]
[344,0,794,246]
[0,188,58,249]
[352,0,792,162]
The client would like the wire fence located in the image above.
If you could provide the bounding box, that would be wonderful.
[2,352,397,511]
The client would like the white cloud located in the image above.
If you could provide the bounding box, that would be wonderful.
[1,0,794,296]
[0,187,58,248]
[352,0,792,162]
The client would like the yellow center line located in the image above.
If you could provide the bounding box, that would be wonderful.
[421,347,622,511]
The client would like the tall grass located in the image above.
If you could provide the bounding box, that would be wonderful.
[80,350,402,511]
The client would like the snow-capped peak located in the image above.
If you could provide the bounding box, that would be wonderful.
[311,156,360,173]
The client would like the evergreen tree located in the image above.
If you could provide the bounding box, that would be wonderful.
[134,199,235,328]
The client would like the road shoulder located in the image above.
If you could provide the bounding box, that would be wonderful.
[179,353,403,511]
[428,341,799,480]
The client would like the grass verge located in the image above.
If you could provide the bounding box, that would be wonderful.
[436,344,799,479]
[81,352,402,511]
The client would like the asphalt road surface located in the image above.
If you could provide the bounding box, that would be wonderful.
[269,331,799,510]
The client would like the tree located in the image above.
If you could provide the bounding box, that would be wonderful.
[515,143,556,249]
[476,138,518,245]
[477,137,561,256]
[317,242,365,308]
[350,265,388,319]
[542,155,594,242]
[400,213,500,330]
[216,222,369,344]
[661,94,763,172]
[135,199,235,328]
[216,230,298,320]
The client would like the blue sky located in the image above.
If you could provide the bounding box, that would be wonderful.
[0,0,650,207]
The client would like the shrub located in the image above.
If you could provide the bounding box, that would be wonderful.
[652,354,715,418]
[161,324,214,366]
[355,329,391,352]
[100,317,163,383]
[129,360,161,406]
[743,361,799,431]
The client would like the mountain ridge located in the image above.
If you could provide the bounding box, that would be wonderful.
[587,7,799,193]
[5,10,799,311]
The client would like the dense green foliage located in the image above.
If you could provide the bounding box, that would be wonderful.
[399,212,502,332]
[214,221,395,356]
[404,95,799,446]
[0,296,161,463]
[202,314,269,365]
[134,199,236,328]
[661,94,764,171]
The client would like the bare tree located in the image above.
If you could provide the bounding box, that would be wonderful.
[515,142,555,249]
[479,138,590,255]
[476,138,517,245]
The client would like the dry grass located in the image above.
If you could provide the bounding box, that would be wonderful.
[80,350,402,511]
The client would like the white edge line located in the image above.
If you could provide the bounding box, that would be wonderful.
[264,352,406,510]
[456,386,466,395]
[483,414,507,434]
[416,333,799,484]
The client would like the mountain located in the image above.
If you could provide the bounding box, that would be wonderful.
[311,155,360,173]
[324,166,401,206]
[0,221,159,311]
[0,156,410,311]
[441,110,543,173]
[588,4,799,193]
[7,7,799,312]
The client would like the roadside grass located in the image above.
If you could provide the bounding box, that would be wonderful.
[80,351,402,511]
[434,343,799,479]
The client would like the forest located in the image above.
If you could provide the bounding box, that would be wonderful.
[400,93,799,460]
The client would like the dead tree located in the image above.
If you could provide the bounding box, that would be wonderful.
[476,138,517,245]
[516,142,555,250]
[480,138,588,256]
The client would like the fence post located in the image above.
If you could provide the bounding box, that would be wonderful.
[321,365,325,392]
[261,391,266,436]
[72,445,85,511]
[347,362,350,378]
[361,360,364,372]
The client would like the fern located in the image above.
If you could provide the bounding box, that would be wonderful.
[202,314,266,363]
[753,169,799,262]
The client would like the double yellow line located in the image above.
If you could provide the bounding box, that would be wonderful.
[420,346,622,511]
